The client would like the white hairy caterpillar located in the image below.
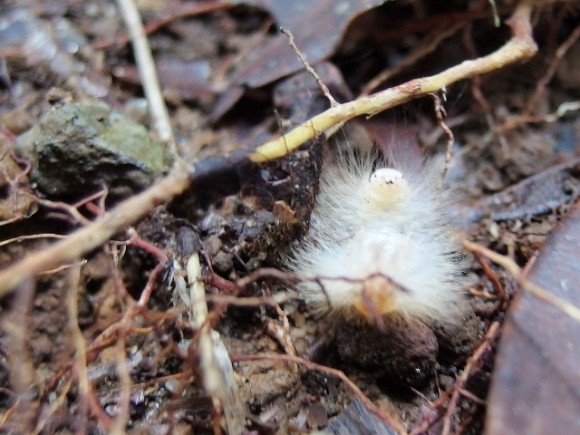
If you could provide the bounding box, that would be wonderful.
[289,147,467,323]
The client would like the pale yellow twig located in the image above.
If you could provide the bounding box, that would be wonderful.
[0,233,66,248]
[116,0,175,153]
[249,0,536,163]
[110,333,131,435]
[185,254,245,435]
[65,266,92,435]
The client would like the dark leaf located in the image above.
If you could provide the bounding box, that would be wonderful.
[211,0,387,119]
[486,202,580,434]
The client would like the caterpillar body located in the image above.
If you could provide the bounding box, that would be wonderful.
[289,149,468,323]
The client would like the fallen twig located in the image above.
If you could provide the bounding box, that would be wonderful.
[431,91,454,178]
[95,1,231,50]
[524,23,580,116]
[464,240,580,322]
[409,321,500,435]
[66,266,93,434]
[441,321,500,435]
[0,280,37,433]
[281,27,338,107]
[248,0,536,162]
[471,250,506,301]
[116,0,176,152]
[32,378,74,435]
[184,254,245,435]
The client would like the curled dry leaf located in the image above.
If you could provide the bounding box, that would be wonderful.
[486,201,580,435]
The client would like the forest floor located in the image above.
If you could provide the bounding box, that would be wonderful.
[1,1,579,434]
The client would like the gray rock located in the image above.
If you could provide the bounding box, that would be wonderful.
[16,102,172,198]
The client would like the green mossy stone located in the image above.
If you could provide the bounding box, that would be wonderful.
[16,102,173,198]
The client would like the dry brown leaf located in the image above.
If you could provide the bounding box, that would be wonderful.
[211,0,387,119]
[486,201,580,435]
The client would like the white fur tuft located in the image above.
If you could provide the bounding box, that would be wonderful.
[288,149,467,323]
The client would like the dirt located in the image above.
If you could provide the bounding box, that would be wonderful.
[1,1,579,434]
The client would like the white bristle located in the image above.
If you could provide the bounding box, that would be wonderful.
[289,149,466,323]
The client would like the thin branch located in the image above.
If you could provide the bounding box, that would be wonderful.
[441,321,500,435]
[456,388,486,405]
[0,233,66,248]
[66,266,91,435]
[463,240,580,322]
[431,91,454,178]
[249,0,536,162]
[32,378,74,435]
[95,1,230,49]
[471,251,505,300]
[116,0,176,152]
[0,280,36,433]
[206,292,296,308]
[524,24,580,115]
[280,27,338,107]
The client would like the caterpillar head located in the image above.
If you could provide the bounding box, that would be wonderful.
[362,168,409,213]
